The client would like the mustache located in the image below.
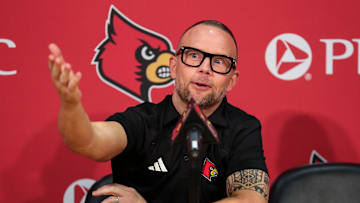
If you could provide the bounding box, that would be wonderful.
[192,76,212,86]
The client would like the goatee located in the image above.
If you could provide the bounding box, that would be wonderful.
[175,81,225,109]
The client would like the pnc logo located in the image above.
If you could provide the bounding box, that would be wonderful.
[265,33,312,81]
[63,178,95,203]
[0,39,18,76]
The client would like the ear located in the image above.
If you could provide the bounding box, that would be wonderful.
[225,70,239,92]
[169,55,177,79]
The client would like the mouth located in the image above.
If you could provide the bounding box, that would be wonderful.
[192,81,211,90]
[156,66,171,78]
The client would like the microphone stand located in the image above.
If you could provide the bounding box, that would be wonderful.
[187,125,204,203]
[171,99,219,203]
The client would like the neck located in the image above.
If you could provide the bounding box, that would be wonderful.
[171,93,221,117]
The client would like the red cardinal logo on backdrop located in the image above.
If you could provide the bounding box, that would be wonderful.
[92,5,174,103]
[202,158,218,182]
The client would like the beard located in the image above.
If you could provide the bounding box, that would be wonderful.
[175,78,226,109]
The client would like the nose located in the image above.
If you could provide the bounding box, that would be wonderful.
[198,56,212,74]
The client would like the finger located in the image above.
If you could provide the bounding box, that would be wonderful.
[48,54,55,70]
[101,195,120,203]
[48,43,65,63]
[93,184,132,197]
[68,70,75,87]
[48,43,63,58]
[68,71,82,91]
[50,57,63,82]
[59,63,71,86]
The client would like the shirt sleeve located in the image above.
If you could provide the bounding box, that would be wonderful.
[225,118,268,178]
[106,107,146,155]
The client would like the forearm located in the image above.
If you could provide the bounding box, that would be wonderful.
[58,102,95,156]
[214,196,245,203]
[214,195,267,203]
[58,101,128,161]
[219,169,269,203]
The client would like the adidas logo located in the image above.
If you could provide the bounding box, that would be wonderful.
[148,157,168,172]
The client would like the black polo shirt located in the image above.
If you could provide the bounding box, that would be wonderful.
[107,95,267,203]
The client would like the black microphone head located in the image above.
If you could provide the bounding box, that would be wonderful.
[171,99,219,146]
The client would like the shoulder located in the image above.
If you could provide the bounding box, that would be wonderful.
[224,102,261,127]
[127,95,170,115]
[109,96,169,121]
[126,101,158,116]
[106,102,155,122]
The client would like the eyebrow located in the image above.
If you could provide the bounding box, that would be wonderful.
[180,45,236,59]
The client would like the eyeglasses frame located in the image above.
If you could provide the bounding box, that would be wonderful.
[176,46,237,75]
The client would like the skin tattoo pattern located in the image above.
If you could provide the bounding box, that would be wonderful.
[226,169,269,200]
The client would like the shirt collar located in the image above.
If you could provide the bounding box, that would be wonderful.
[162,95,229,128]
[208,97,229,128]
[162,95,181,126]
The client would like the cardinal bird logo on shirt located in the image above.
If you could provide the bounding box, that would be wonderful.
[92,5,174,103]
[202,158,218,182]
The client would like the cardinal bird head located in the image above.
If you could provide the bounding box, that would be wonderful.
[92,5,174,102]
[202,158,218,182]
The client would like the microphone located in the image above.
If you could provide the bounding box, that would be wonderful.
[186,125,203,159]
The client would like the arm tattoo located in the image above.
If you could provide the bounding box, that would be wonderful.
[226,169,269,200]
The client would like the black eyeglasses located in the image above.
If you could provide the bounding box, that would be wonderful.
[176,46,236,74]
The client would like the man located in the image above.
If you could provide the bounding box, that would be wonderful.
[48,20,269,203]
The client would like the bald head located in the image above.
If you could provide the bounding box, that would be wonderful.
[177,20,238,58]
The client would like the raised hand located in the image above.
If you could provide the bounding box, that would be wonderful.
[48,43,82,105]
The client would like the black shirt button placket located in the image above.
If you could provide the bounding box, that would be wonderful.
[183,155,189,162]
